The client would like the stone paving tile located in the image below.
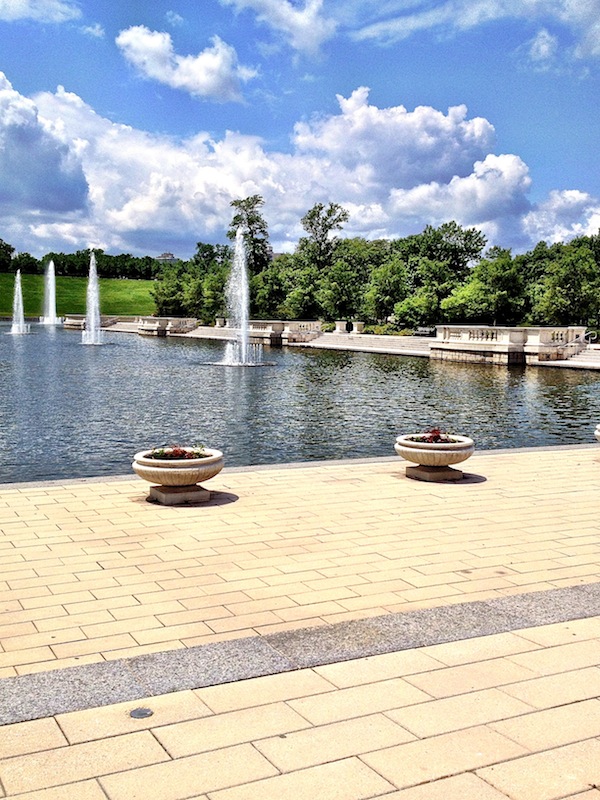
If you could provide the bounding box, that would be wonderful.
[0,731,169,794]
[374,774,513,799]
[361,725,529,789]
[1,450,598,677]
[207,757,396,800]
[477,739,600,800]
[55,690,213,744]
[99,743,278,800]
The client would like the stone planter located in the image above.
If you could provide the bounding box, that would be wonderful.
[132,447,224,505]
[394,434,475,482]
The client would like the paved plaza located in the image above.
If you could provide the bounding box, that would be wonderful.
[1,445,600,798]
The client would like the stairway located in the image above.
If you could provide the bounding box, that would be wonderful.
[561,344,600,369]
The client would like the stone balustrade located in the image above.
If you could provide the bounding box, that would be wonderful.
[432,325,587,364]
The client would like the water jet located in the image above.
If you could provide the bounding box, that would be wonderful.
[9,270,30,335]
[82,253,103,345]
[40,260,62,325]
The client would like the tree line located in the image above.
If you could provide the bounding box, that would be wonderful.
[0,240,160,280]
[3,194,600,329]
[153,195,600,331]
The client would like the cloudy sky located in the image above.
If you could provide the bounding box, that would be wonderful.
[1,0,599,259]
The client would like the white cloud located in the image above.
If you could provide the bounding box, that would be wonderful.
[526,28,560,70]
[0,0,80,22]
[166,10,184,27]
[351,0,600,62]
[524,190,600,242]
[2,79,597,257]
[293,87,496,192]
[0,73,88,219]
[115,25,258,102]
[81,22,105,38]
[220,0,337,55]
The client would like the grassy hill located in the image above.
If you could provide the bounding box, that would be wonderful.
[0,273,156,317]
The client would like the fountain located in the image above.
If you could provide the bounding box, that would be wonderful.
[221,228,263,366]
[40,260,62,325]
[9,270,30,334]
[82,253,103,345]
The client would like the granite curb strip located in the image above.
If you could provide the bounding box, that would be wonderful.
[2,582,600,726]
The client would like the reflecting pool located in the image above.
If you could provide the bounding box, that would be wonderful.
[1,324,600,483]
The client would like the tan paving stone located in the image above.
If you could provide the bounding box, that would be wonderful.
[375,773,514,799]
[500,666,600,708]
[0,731,170,794]
[0,718,68,759]
[254,712,415,771]
[386,687,535,737]
[15,653,104,675]
[56,690,213,743]
[207,757,395,800]
[505,638,600,676]
[362,725,529,789]
[194,670,337,713]
[0,645,55,669]
[477,738,600,800]
[154,702,311,757]
[489,698,600,751]
[98,743,277,800]
[420,631,541,666]
[314,650,444,688]
[0,779,108,800]
[513,618,600,646]
[405,657,537,698]
[288,677,432,725]
[51,633,138,659]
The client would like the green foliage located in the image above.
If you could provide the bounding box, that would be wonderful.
[227,195,271,275]
[152,241,232,322]
[297,202,350,274]
[2,220,598,329]
[530,245,600,325]
[0,238,15,272]
[442,248,525,324]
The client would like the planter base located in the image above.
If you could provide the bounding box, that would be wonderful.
[148,484,210,506]
[406,464,464,482]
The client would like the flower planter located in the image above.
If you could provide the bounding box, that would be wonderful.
[132,447,224,505]
[395,434,474,482]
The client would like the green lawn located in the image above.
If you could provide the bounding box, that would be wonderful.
[0,273,156,317]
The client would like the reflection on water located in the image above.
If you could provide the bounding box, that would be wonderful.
[1,324,600,483]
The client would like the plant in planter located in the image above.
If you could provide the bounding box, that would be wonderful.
[132,444,224,505]
[394,427,474,482]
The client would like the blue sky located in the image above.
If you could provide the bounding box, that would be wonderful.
[0,0,599,259]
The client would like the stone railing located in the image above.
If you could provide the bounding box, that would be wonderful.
[432,325,587,365]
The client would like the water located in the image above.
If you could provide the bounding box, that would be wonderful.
[1,325,600,484]
[222,228,262,365]
[82,253,102,345]
[9,270,30,335]
[40,260,61,325]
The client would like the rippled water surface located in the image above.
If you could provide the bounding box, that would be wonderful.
[1,324,599,483]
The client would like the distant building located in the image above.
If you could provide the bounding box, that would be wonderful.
[155,252,177,263]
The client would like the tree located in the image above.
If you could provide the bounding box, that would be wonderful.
[298,202,349,273]
[531,246,600,326]
[0,238,15,271]
[362,255,410,322]
[442,248,525,324]
[151,262,187,316]
[392,222,487,289]
[227,195,271,275]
